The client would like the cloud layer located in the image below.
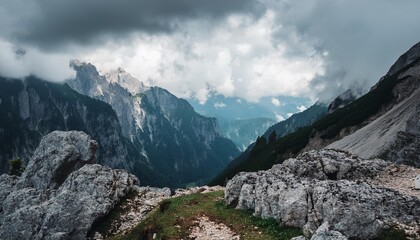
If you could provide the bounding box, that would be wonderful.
[0,0,264,49]
[1,0,420,102]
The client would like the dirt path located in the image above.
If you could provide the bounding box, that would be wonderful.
[189,216,240,240]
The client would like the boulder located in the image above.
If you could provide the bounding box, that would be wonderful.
[310,222,348,240]
[18,131,98,190]
[0,131,138,240]
[225,149,420,239]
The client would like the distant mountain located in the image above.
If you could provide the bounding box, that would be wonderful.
[188,94,312,151]
[210,41,420,185]
[261,103,328,140]
[218,118,276,151]
[210,102,327,185]
[67,62,239,187]
[188,94,312,121]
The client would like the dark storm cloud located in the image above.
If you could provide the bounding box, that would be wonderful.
[266,0,420,101]
[0,0,265,49]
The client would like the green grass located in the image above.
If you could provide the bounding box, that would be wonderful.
[109,191,302,240]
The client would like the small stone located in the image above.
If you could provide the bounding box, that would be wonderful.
[415,175,420,190]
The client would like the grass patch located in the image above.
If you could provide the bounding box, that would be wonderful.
[109,191,302,240]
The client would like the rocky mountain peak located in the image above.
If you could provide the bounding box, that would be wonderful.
[105,68,147,95]
[386,41,420,77]
[327,89,357,113]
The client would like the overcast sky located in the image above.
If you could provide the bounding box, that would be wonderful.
[1,0,420,102]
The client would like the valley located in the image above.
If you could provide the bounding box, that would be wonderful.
[0,2,419,239]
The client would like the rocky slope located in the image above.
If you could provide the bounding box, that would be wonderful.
[0,131,138,240]
[328,47,420,166]
[0,77,134,175]
[67,62,239,187]
[225,149,420,239]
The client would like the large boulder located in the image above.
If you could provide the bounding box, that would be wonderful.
[0,131,138,240]
[225,149,420,239]
[18,131,98,190]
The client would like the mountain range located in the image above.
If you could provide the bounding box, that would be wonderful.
[0,63,241,187]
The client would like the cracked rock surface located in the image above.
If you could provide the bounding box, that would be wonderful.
[0,131,138,240]
[225,149,420,239]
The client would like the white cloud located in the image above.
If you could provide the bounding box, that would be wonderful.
[275,113,285,122]
[85,10,326,103]
[297,105,307,112]
[0,38,75,82]
[271,98,282,107]
[287,113,293,117]
[214,102,227,108]
[2,0,420,105]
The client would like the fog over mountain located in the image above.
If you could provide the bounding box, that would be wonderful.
[1,0,420,103]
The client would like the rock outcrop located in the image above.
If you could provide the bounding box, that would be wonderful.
[0,131,138,240]
[225,149,420,239]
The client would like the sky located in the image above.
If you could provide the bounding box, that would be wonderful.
[1,0,420,103]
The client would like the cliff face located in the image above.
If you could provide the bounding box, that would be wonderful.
[67,63,239,187]
[0,77,132,174]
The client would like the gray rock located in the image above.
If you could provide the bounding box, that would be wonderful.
[291,236,308,240]
[225,149,420,239]
[310,222,348,240]
[18,131,98,190]
[0,131,138,240]
[415,175,420,190]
